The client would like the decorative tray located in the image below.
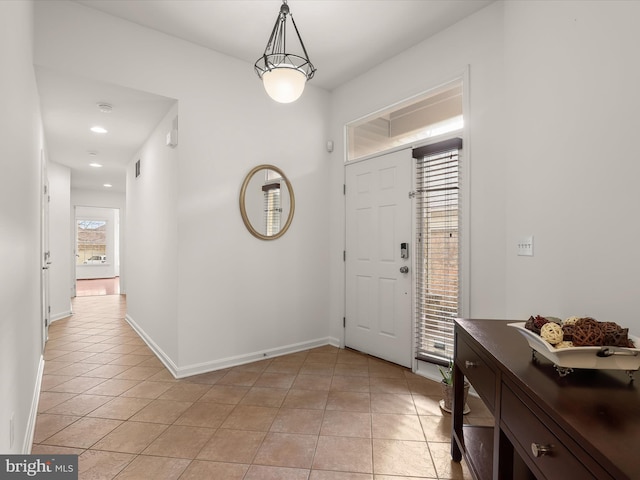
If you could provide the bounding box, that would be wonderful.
[508,322,640,376]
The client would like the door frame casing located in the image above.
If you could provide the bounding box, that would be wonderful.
[40,149,50,351]
[74,206,119,284]
[342,68,471,373]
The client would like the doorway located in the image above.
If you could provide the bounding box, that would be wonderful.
[344,77,466,368]
[75,206,120,297]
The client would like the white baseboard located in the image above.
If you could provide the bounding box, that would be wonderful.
[124,314,179,377]
[24,355,45,454]
[125,313,340,379]
[50,310,72,323]
[174,336,341,378]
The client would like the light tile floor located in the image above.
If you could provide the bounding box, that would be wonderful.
[76,277,120,297]
[33,295,491,479]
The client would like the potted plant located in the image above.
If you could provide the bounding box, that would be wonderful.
[439,361,470,414]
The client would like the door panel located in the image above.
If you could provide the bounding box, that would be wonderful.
[345,149,412,367]
[355,276,372,330]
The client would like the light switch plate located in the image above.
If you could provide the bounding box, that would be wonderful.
[517,236,533,256]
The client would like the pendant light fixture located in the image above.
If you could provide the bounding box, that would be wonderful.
[254,0,316,103]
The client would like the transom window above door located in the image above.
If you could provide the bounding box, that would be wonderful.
[346,80,463,162]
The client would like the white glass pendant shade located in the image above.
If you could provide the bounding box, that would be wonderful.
[262,66,307,103]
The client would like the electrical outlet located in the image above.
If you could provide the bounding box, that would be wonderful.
[517,236,534,256]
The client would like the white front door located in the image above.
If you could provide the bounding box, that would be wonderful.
[345,149,413,367]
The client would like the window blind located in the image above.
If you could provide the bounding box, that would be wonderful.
[263,182,282,236]
[413,138,462,365]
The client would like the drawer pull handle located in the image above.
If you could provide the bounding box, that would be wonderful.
[465,360,479,368]
[531,443,553,457]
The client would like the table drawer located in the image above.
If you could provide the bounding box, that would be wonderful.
[456,333,495,410]
[501,384,600,480]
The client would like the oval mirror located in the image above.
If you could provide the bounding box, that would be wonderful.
[239,164,295,240]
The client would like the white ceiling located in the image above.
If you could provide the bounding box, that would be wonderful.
[36,67,176,193]
[74,0,493,91]
[38,0,493,192]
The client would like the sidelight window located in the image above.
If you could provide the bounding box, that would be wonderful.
[413,138,462,364]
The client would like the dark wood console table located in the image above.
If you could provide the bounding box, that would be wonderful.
[452,318,639,480]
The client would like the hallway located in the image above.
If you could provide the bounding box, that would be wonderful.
[33,295,486,479]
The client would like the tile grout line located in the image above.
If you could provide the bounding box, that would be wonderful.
[35,295,477,479]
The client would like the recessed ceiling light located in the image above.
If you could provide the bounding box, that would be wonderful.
[91,126,108,134]
[103,183,113,188]
[90,162,103,168]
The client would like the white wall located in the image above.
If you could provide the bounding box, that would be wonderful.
[502,0,640,328]
[328,2,507,343]
[48,161,72,321]
[330,0,640,341]
[36,0,332,375]
[0,0,45,453]
[126,103,179,364]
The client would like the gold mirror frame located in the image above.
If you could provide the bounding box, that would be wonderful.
[239,164,295,240]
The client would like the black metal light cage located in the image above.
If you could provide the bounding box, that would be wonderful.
[254,1,316,81]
